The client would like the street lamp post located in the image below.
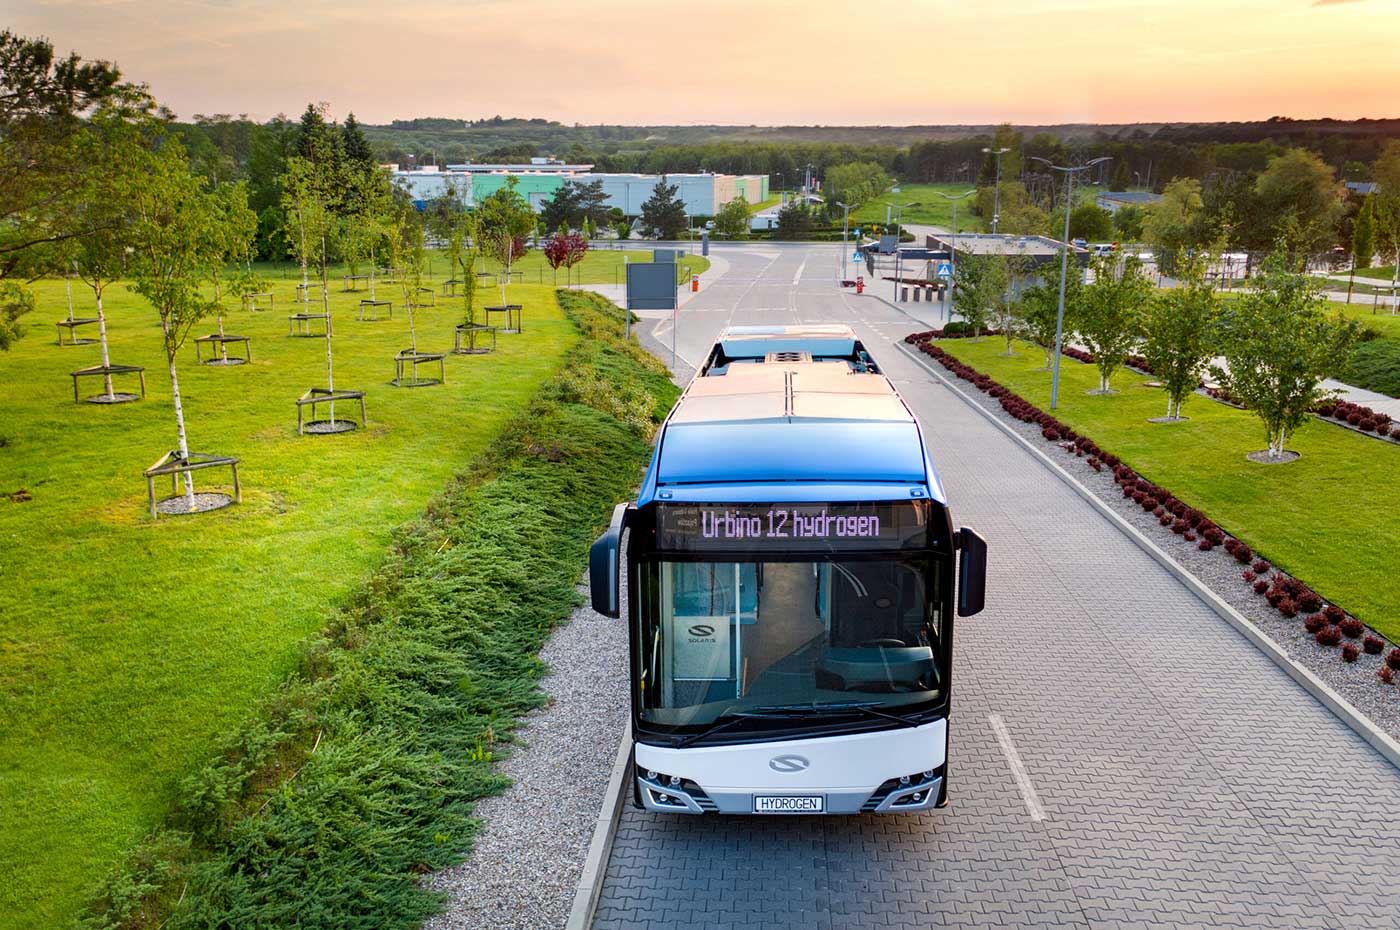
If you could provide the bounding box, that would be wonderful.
[1029,155,1112,410]
[836,201,851,282]
[982,146,1011,234]
[930,189,975,322]
[890,201,914,302]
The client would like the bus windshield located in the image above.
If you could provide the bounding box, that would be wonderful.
[635,557,945,731]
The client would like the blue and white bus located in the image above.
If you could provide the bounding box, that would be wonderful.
[590,324,986,815]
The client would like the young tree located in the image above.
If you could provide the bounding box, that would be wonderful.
[1140,251,1220,421]
[282,155,349,424]
[1371,141,1400,303]
[563,232,588,286]
[1068,204,1114,242]
[392,206,428,355]
[201,182,259,363]
[1352,195,1376,269]
[713,197,752,239]
[1212,248,1359,460]
[476,177,535,304]
[127,139,226,511]
[950,253,1002,340]
[1113,205,1145,242]
[1078,253,1151,393]
[982,254,1023,355]
[1141,178,1206,275]
[1018,258,1083,369]
[775,200,815,240]
[543,230,570,285]
[640,176,687,239]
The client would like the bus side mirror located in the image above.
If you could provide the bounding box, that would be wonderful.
[589,503,630,618]
[956,526,987,617]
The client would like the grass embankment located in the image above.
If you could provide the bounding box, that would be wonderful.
[70,289,676,928]
[269,247,710,290]
[933,336,1400,642]
[0,274,579,928]
[854,183,987,231]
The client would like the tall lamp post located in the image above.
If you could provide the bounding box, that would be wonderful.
[930,189,975,321]
[1029,155,1112,410]
[889,201,914,302]
[836,200,852,282]
[982,146,1011,234]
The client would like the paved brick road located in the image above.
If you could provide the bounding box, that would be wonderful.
[592,248,1400,929]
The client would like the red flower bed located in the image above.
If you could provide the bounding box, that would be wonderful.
[1316,399,1394,439]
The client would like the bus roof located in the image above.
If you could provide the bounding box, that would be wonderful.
[637,325,945,505]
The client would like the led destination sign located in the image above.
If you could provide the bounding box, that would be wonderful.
[657,502,931,552]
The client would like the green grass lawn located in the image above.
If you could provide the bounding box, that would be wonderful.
[1353,264,1397,283]
[264,246,709,291]
[0,275,580,929]
[853,183,988,232]
[933,336,1400,643]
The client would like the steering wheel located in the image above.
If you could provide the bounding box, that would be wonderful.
[859,638,905,649]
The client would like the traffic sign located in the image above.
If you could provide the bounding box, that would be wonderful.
[853,252,862,261]
[935,262,953,279]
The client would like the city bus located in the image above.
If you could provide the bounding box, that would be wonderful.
[589,324,987,815]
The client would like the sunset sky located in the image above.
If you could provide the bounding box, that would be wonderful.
[11,0,1400,126]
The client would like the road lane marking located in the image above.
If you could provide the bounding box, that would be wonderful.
[989,714,1047,822]
[792,260,807,286]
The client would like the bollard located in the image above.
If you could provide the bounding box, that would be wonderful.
[901,286,909,301]
[913,287,921,302]
[691,275,699,293]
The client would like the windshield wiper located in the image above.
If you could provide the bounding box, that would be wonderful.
[748,701,921,728]
[670,708,809,749]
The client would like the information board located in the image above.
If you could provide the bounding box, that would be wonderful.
[656,502,931,552]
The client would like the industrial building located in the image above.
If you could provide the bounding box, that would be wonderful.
[390,160,769,217]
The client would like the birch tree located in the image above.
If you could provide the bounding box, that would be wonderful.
[1079,253,1151,393]
[1019,257,1083,370]
[128,139,223,511]
[1211,248,1359,460]
[1140,250,1220,421]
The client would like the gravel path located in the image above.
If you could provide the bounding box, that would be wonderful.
[928,350,1400,745]
[425,587,628,930]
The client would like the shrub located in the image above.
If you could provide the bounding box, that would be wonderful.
[1198,539,1214,551]
[1252,559,1271,574]
[1171,519,1188,535]
[1158,513,1172,526]
[1296,591,1323,613]
[1153,506,1165,518]
[1184,531,1197,542]
[1316,626,1342,647]
[1253,579,1269,594]
[1380,666,1395,686]
[1364,634,1384,654]
[1303,614,1328,634]
[1277,597,1298,618]
[1360,418,1378,433]
[1342,643,1360,663]
[1339,618,1364,639]
[1233,544,1253,565]
[1265,587,1286,608]
[1241,571,1256,583]
[1042,426,1059,441]
[1322,605,1345,624]
[1387,649,1400,671]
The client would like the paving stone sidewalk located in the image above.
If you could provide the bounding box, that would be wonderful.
[591,322,1400,930]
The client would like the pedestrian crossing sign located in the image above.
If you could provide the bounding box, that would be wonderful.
[936,262,953,278]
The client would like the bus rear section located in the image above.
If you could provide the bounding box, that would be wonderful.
[590,325,986,815]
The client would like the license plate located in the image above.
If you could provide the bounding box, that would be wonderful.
[753,795,824,814]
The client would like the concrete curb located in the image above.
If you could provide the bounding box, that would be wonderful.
[896,339,1400,772]
[564,730,631,930]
